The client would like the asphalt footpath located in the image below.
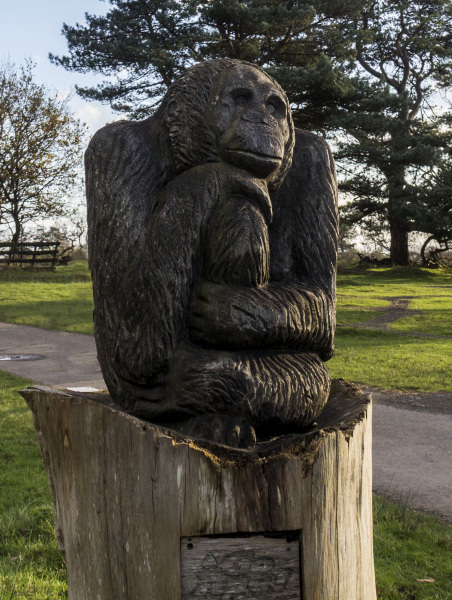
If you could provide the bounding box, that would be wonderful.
[0,322,104,389]
[1,321,451,522]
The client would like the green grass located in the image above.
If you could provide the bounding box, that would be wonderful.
[0,262,94,335]
[0,262,451,392]
[337,294,389,325]
[333,266,452,391]
[328,328,452,391]
[389,296,452,336]
[373,496,452,599]
[0,372,67,598]
[337,307,383,325]
[337,266,452,298]
[0,372,451,598]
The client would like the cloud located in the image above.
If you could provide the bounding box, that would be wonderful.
[73,101,117,134]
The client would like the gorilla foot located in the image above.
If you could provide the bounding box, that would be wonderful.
[170,414,256,449]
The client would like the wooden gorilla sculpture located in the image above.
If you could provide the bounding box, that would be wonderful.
[86,59,338,445]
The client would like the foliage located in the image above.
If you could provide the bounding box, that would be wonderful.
[24,206,88,263]
[49,0,355,126]
[336,0,452,265]
[52,1,452,264]
[0,60,86,245]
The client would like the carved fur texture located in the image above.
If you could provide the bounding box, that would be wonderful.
[86,59,338,437]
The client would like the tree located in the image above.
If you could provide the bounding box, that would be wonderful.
[49,0,355,126]
[416,158,452,264]
[335,0,452,264]
[52,0,452,265]
[0,61,86,245]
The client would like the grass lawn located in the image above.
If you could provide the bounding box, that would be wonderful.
[0,261,94,335]
[0,372,450,599]
[328,328,452,391]
[330,266,452,391]
[0,262,451,392]
[373,496,452,599]
[0,372,67,598]
[389,296,452,337]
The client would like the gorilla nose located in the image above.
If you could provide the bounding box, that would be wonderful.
[241,111,274,125]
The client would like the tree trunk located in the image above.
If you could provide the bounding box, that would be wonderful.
[386,168,410,266]
[11,207,21,249]
[21,379,376,600]
[389,220,410,265]
[420,235,435,266]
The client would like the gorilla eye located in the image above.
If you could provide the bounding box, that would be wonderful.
[233,90,251,107]
[267,95,286,117]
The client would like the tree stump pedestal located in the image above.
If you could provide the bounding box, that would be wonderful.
[21,379,376,600]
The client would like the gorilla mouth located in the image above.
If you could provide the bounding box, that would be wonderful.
[221,148,283,178]
[230,149,283,161]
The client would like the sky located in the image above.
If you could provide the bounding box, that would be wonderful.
[0,0,117,134]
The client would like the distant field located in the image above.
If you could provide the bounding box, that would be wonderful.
[0,261,94,335]
[0,261,451,391]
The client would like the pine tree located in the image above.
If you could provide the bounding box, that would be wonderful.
[52,0,452,265]
[50,0,354,125]
[336,0,452,264]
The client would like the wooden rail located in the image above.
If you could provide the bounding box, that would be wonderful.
[0,241,60,269]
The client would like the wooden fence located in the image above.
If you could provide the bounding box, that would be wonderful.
[0,241,60,269]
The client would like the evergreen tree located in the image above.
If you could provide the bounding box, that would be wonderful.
[336,0,452,264]
[50,0,355,125]
[52,0,452,265]
[416,157,452,264]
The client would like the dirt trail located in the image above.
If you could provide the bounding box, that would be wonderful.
[344,296,452,339]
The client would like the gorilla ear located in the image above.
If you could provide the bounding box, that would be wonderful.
[166,99,177,118]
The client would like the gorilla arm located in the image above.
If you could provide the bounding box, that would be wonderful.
[189,281,334,360]
[190,129,338,361]
[86,116,227,404]
[87,114,277,408]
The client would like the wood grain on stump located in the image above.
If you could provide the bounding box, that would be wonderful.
[21,379,376,600]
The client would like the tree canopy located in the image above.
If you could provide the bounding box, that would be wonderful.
[0,61,86,245]
[50,0,355,126]
[52,0,452,264]
[336,0,452,264]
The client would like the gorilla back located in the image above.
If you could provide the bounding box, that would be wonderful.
[86,59,338,445]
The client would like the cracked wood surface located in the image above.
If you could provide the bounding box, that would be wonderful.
[21,379,376,600]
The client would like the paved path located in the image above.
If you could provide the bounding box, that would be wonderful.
[366,386,452,523]
[1,322,451,522]
[0,322,104,389]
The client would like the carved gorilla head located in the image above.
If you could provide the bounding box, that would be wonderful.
[160,59,295,189]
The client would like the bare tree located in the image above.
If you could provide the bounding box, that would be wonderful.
[0,60,86,246]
